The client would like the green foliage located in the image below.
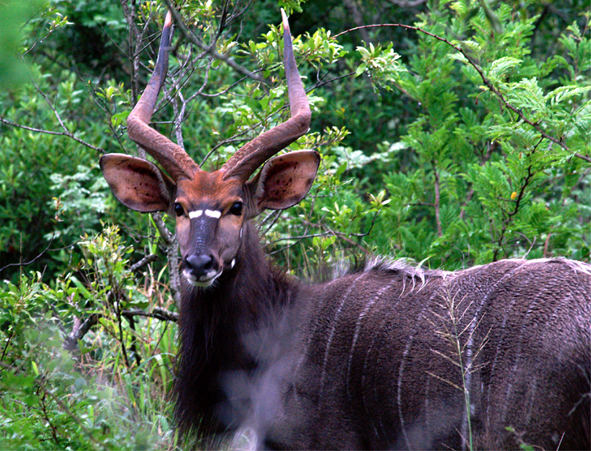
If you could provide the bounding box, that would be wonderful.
[0,68,104,276]
[342,0,591,267]
[46,164,109,241]
[0,0,43,87]
[1,228,177,449]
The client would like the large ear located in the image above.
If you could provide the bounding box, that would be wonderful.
[247,150,320,216]
[100,153,174,212]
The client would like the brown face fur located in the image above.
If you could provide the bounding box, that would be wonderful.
[174,171,246,285]
[100,150,320,288]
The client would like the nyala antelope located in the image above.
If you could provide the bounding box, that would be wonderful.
[100,9,591,450]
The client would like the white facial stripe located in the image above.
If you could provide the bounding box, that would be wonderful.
[188,209,222,219]
[205,209,222,219]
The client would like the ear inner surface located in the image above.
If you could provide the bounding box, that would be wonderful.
[253,150,320,211]
[100,153,174,212]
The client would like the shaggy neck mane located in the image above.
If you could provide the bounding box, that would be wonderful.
[175,220,298,435]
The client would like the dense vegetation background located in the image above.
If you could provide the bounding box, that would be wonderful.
[1,0,589,448]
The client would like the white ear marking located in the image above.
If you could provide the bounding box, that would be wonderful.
[240,227,243,238]
[205,209,222,219]
[231,259,236,269]
[189,210,203,219]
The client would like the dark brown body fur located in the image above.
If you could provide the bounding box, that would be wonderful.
[176,223,591,449]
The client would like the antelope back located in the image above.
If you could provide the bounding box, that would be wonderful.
[274,258,591,449]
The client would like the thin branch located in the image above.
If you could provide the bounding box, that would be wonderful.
[129,254,158,272]
[151,212,181,306]
[269,231,332,244]
[342,0,371,43]
[493,137,544,260]
[64,307,177,353]
[24,20,63,56]
[122,307,178,322]
[35,376,102,449]
[388,0,427,6]
[0,117,105,153]
[63,314,100,352]
[311,70,357,91]
[198,73,251,98]
[0,234,55,275]
[162,0,267,84]
[260,210,283,237]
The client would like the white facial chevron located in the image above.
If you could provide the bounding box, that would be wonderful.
[188,209,222,219]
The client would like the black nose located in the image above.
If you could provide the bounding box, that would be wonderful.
[185,254,215,277]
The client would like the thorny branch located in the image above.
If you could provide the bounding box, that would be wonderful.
[334,23,591,164]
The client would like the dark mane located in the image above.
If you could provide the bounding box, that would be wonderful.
[174,220,298,437]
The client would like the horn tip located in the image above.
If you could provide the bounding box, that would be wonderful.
[281,8,289,31]
[164,10,173,28]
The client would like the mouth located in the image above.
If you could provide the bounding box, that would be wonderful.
[182,268,222,288]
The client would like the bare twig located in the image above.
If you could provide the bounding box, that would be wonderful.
[129,254,158,272]
[388,0,427,6]
[0,116,105,154]
[260,210,283,237]
[493,137,544,260]
[64,307,177,353]
[0,234,56,275]
[342,0,371,43]
[122,307,178,322]
[63,314,100,352]
[162,0,267,84]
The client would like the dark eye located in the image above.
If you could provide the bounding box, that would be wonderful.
[229,201,243,216]
[174,202,184,216]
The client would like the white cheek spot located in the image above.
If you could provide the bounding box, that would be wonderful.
[188,210,203,219]
[240,227,243,238]
[205,209,222,219]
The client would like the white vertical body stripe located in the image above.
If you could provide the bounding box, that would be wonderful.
[188,209,222,219]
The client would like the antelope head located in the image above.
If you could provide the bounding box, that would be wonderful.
[100,10,318,288]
